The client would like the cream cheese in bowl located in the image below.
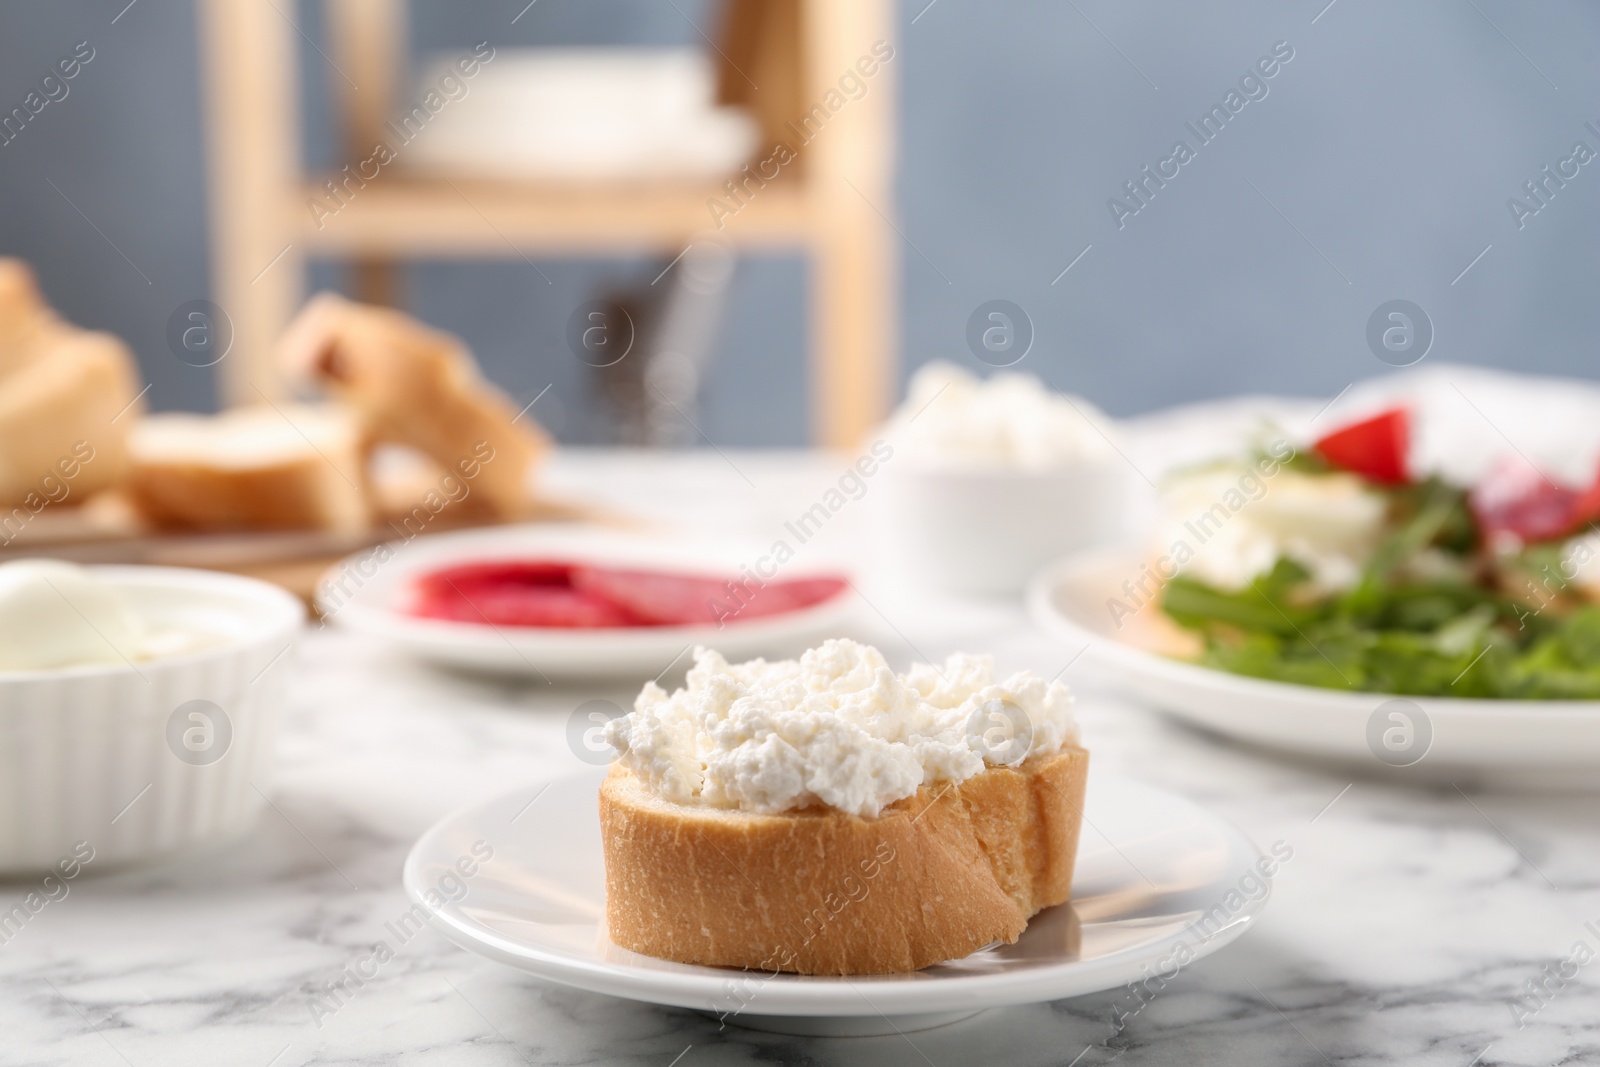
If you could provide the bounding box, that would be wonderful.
[873,362,1132,594]
[0,560,220,671]
[0,560,304,874]
[883,361,1118,471]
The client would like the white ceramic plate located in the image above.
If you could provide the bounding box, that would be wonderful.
[403,768,1268,1035]
[317,524,855,678]
[1028,550,1600,780]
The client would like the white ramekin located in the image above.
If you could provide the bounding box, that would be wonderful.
[0,566,304,875]
[872,458,1131,595]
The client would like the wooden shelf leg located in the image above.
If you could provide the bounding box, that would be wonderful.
[813,205,894,449]
[327,0,406,308]
[804,0,898,448]
[196,0,304,406]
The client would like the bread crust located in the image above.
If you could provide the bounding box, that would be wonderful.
[277,293,549,521]
[0,259,142,507]
[0,258,65,376]
[126,408,370,533]
[0,330,140,507]
[599,746,1089,975]
[127,453,367,533]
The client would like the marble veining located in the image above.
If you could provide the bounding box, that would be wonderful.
[2,452,1598,1066]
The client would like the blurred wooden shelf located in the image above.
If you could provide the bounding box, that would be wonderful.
[197,0,897,447]
[295,175,814,255]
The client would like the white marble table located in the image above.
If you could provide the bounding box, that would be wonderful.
[5,450,1597,1067]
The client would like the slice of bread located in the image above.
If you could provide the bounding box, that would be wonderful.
[0,259,144,507]
[599,746,1090,975]
[0,331,142,506]
[0,258,66,376]
[277,293,549,521]
[127,404,370,533]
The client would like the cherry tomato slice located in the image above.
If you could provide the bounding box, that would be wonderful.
[1313,407,1410,485]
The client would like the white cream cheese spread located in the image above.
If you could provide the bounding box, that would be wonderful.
[604,638,1078,818]
[0,559,212,671]
[881,361,1117,470]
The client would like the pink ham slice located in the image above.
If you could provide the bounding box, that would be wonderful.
[407,560,847,629]
[410,561,643,628]
[571,566,846,626]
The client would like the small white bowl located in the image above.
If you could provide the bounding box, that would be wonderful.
[872,459,1131,595]
[0,566,304,875]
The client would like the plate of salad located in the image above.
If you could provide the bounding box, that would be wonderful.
[1029,403,1600,777]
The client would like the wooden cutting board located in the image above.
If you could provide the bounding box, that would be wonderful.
[0,491,597,605]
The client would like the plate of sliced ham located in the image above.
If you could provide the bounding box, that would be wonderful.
[317,524,855,678]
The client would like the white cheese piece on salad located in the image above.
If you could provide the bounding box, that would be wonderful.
[1158,466,1388,593]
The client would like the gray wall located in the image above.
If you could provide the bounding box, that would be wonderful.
[0,1,1594,445]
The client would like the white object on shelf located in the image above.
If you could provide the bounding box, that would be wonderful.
[397,48,760,182]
